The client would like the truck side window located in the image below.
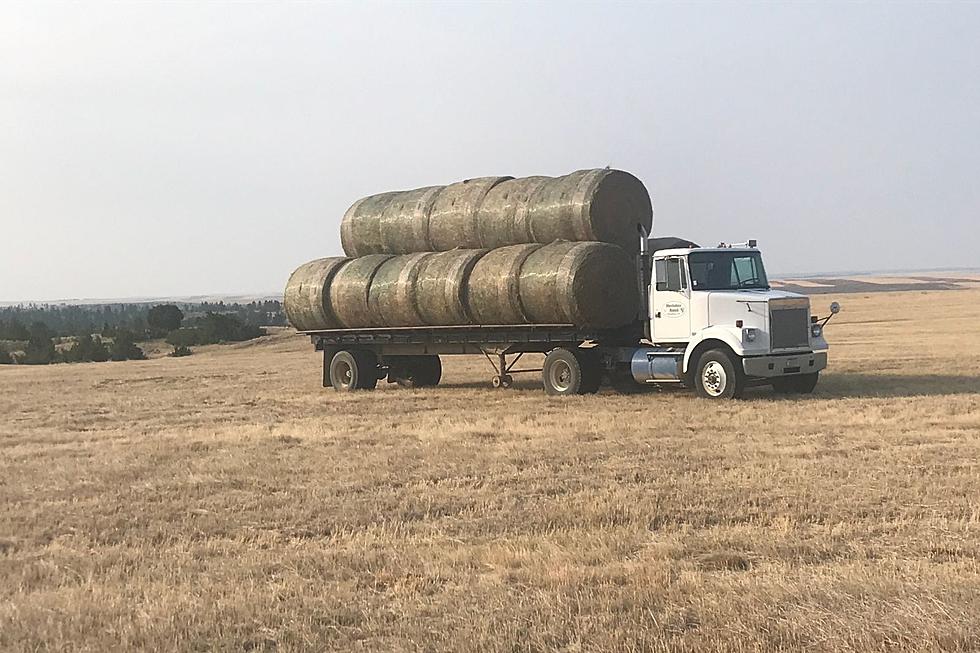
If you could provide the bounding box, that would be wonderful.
[656,258,685,292]
[655,259,667,291]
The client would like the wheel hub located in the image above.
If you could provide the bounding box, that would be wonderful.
[551,361,572,391]
[701,361,727,397]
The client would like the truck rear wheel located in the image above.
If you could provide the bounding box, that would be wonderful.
[694,349,744,399]
[542,348,600,396]
[329,349,378,391]
[610,366,645,394]
[772,373,819,395]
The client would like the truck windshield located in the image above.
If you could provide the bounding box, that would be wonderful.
[688,251,769,291]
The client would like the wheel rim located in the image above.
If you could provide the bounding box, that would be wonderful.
[549,360,573,392]
[337,361,353,388]
[701,361,727,397]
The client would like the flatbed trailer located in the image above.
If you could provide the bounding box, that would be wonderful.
[305,323,645,391]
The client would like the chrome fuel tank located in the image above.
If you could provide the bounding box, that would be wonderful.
[630,348,684,383]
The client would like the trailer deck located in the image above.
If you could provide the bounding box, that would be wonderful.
[304,323,643,389]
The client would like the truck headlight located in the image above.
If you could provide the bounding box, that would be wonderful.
[743,327,758,342]
[811,324,822,338]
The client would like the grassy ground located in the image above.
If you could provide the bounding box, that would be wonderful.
[2,288,980,652]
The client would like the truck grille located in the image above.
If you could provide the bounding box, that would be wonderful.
[770,307,809,350]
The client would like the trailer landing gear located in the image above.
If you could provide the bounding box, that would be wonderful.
[482,351,541,389]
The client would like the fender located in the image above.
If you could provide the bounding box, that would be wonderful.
[682,326,746,373]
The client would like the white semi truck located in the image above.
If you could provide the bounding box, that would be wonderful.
[304,235,838,399]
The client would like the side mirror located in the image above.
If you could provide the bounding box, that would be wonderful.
[829,302,840,315]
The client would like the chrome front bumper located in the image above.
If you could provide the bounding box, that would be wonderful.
[742,351,827,378]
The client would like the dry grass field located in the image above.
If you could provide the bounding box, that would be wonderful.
[3,288,980,652]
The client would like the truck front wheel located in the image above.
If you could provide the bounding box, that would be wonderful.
[694,349,745,399]
[329,349,378,391]
[772,373,819,395]
[542,348,599,396]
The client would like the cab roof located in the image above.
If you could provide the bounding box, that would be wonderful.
[652,247,759,257]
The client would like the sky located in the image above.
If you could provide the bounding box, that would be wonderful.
[2,2,979,302]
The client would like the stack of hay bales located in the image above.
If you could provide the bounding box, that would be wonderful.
[285,169,651,332]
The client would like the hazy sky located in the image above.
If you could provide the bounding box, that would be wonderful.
[2,2,979,301]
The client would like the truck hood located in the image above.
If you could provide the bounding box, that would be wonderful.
[701,288,811,345]
[703,288,808,303]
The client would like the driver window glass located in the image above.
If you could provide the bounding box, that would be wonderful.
[654,259,667,291]
[655,258,686,292]
[665,259,682,292]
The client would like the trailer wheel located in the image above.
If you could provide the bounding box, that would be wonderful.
[542,348,598,396]
[412,355,442,388]
[772,373,819,395]
[329,349,378,392]
[387,355,441,388]
[694,349,744,399]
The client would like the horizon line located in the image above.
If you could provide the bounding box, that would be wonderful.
[3,265,979,306]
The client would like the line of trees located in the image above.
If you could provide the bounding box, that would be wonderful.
[0,300,286,340]
[0,321,146,365]
[0,300,282,366]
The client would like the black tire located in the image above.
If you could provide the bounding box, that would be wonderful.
[542,348,598,396]
[610,366,645,394]
[329,349,378,392]
[578,350,602,394]
[693,349,745,399]
[390,355,442,388]
[772,373,819,395]
[413,355,442,387]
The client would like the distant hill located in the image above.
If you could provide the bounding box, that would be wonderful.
[771,272,980,295]
[0,293,283,308]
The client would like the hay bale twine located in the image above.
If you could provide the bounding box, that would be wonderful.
[328,254,393,328]
[526,169,652,253]
[378,186,442,254]
[519,241,638,328]
[283,257,350,331]
[414,249,488,325]
[367,252,433,327]
[340,192,401,257]
[475,176,550,249]
[427,177,511,251]
[465,243,543,324]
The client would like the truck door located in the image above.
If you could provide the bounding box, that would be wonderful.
[652,256,691,342]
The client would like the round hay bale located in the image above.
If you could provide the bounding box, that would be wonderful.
[367,252,433,327]
[526,169,652,253]
[283,257,349,331]
[475,176,550,249]
[427,177,511,251]
[328,254,393,328]
[465,243,542,324]
[414,249,488,325]
[340,192,401,257]
[378,186,442,254]
[519,241,638,328]
[338,169,650,255]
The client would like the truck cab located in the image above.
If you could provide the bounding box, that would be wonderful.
[628,240,834,398]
